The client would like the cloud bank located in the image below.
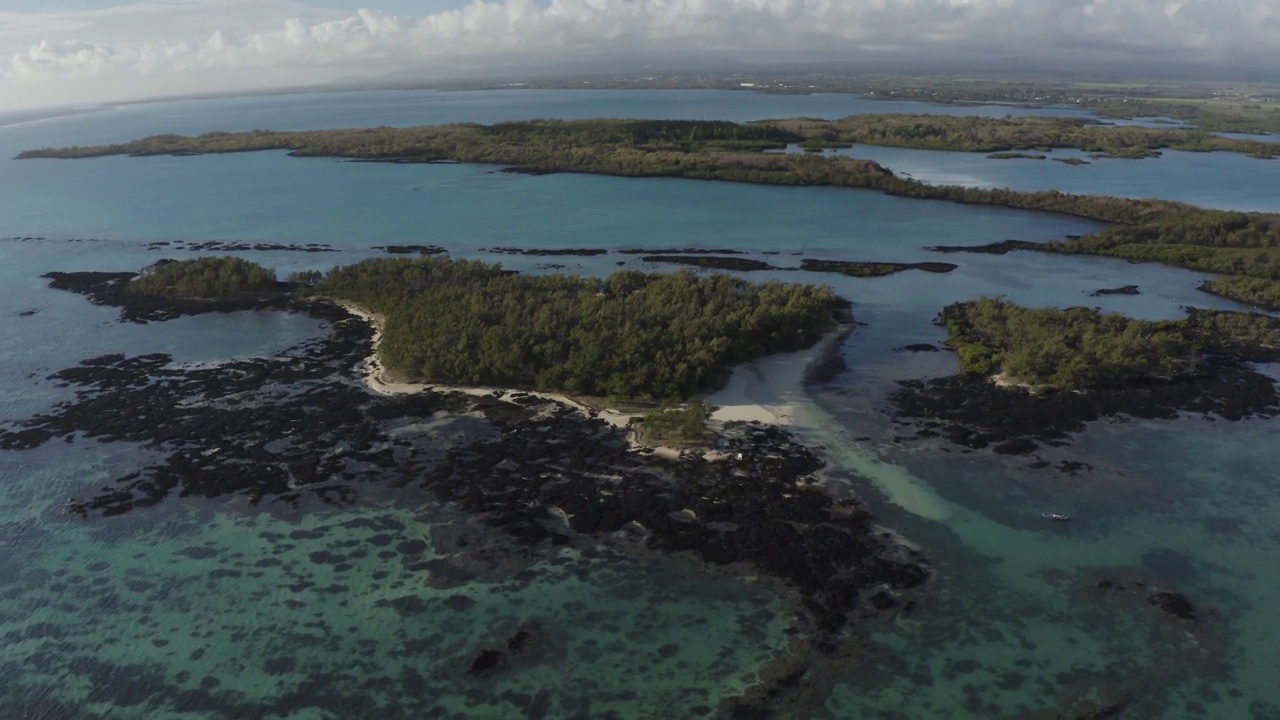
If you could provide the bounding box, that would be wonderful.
[2,0,1278,109]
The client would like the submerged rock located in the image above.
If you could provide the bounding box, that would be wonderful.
[1090,285,1140,297]
[800,259,957,277]
[1146,591,1196,621]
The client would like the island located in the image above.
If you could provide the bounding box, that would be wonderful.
[19,118,1280,309]
[892,297,1280,457]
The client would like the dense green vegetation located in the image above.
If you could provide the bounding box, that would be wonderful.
[131,257,279,299]
[943,297,1280,388]
[762,115,1278,158]
[1044,211,1280,282]
[309,257,849,400]
[1199,276,1280,311]
[632,401,717,447]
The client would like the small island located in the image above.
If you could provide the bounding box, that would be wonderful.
[892,298,1280,456]
[306,256,850,400]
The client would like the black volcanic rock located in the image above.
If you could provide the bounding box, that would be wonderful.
[377,245,447,255]
[619,248,746,255]
[640,255,775,271]
[891,359,1279,459]
[800,259,957,277]
[926,240,1038,255]
[1090,285,1140,297]
[488,247,607,257]
[1146,591,1196,620]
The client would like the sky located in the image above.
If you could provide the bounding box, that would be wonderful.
[1,0,1277,110]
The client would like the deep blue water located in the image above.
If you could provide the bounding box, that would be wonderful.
[1,88,1279,719]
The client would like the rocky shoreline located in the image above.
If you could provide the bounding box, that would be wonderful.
[2,270,931,717]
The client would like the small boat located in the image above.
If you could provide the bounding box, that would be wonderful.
[1042,512,1071,522]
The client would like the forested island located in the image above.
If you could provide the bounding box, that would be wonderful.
[942,297,1280,388]
[306,257,850,400]
[891,298,1280,457]
[20,118,1280,307]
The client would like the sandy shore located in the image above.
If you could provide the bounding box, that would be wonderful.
[703,331,842,426]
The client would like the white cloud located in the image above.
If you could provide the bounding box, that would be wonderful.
[0,0,1277,109]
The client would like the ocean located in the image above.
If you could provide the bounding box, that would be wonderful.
[1,88,1278,718]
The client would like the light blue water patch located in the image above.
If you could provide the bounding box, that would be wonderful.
[792,144,1280,212]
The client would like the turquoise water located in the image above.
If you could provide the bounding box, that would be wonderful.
[2,89,1279,718]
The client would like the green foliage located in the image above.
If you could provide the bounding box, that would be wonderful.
[633,400,718,446]
[1200,276,1280,311]
[763,114,1279,158]
[1044,211,1280,305]
[944,298,1280,389]
[312,257,848,400]
[945,299,1191,388]
[131,256,278,299]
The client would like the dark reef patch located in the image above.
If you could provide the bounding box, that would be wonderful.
[40,268,304,323]
[619,248,747,255]
[799,259,957,277]
[488,247,607,257]
[1090,285,1141,297]
[890,360,1279,458]
[375,245,447,255]
[926,240,1039,255]
[640,255,775,272]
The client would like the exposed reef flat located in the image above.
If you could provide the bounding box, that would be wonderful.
[1,270,930,716]
[799,259,958,277]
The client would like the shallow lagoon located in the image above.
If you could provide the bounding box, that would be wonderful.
[2,89,1279,718]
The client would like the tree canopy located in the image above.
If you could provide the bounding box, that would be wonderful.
[310,257,849,400]
[944,297,1280,388]
[131,256,279,299]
